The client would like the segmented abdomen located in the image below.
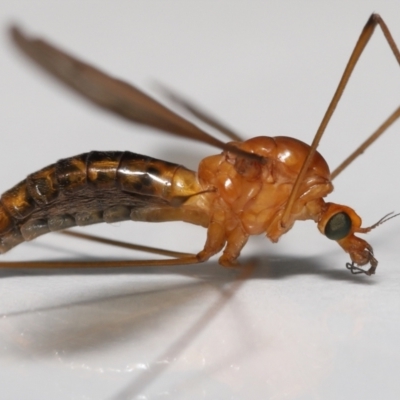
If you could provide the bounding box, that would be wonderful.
[0,151,198,253]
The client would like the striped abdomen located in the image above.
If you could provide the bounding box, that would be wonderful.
[0,151,201,253]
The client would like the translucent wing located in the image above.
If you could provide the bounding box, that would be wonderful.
[11,27,227,150]
[155,83,244,141]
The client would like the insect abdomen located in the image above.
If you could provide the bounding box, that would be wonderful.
[0,151,196,253]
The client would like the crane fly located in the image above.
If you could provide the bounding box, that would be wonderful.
[2,14,400,276]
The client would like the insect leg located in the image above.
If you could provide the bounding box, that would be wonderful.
[130,206,209,227]
[282,14,400,226]
[0,228,201,269]
[331,106,400,179]
[60,230,194,258]
[0,256,200,269]
[218,225,249,267]
[196,206,227,263]
[196,207,249,267]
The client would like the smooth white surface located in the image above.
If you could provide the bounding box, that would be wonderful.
[1,1,400,399]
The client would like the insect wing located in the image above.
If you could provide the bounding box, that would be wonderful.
[10,27,227,150]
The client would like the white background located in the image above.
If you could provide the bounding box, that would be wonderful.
[1,1,400,399]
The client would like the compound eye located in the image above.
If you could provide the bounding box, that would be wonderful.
[324,212,352,240]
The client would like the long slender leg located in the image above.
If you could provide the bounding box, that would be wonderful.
[331,106,400,179]
[60,230,194,258]
[0,204,211,270]
[282,14,400,226]
[130,206,209,227]
[0,230,200,269]
[0,256,200,269]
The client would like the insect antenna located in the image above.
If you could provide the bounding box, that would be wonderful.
[357,211,400,233]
